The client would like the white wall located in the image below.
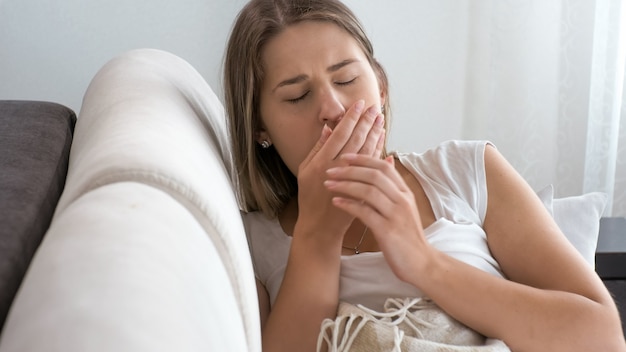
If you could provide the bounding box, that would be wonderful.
[0,0,246,120]
[0,0,466,153]
[344,1,469,152]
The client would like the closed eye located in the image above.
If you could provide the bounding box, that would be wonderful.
[286,91,309,104]
[336,77,357,86]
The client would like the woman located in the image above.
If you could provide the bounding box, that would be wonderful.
[224,0,625,351]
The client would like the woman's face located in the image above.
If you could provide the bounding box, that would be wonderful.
[258,20,385,176]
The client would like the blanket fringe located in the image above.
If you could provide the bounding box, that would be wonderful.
[317,298,511,352]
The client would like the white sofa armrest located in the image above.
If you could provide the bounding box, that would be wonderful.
[1,49,260,352]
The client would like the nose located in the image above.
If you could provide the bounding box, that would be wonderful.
[318,89,346,128]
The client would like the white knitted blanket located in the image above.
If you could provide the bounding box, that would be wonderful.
[317,298,511,352]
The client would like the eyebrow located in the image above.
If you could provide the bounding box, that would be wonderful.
[273,58,359,92]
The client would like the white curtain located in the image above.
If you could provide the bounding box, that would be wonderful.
[462,0,626,217]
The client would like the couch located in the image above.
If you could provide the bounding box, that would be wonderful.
[0,49,260,351]
[0,49,623,351]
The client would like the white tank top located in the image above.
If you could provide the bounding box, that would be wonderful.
[242,140,504,311]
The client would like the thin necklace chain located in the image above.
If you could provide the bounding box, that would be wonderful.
[342,226,368,255]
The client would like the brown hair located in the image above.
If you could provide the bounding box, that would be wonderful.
[224,0,390,218]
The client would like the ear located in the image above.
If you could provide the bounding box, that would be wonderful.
[255,128,271,145]
[372,60,388,110]
[377,76,387,108]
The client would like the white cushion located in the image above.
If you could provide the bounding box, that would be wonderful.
[537,185,607,267]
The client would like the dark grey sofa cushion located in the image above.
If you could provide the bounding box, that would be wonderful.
[0,101,76,331]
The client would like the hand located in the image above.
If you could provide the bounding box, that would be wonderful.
[323,154,432,282]
[294,101,386,244]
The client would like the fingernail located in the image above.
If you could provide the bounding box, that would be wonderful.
[366,106,378,119]
[323,180,338,187]
[354,100,365,113]
[320,124,332,141]
[326,167,339,175]
[375,114,384,126]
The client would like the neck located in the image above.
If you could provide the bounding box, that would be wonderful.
[277,197,299,237]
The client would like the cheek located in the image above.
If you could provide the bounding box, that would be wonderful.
[265,119,321,175]
[283,132,320,171]
[363,74,384,105]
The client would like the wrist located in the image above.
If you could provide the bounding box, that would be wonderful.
[291,224,343,259]
[292,218,345,248]
[405,245,443,290]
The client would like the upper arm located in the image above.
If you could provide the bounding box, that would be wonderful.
[482,145,612,304]
[256,279,271,330]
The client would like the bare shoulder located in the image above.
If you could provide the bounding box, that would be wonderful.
[482,145,610,302]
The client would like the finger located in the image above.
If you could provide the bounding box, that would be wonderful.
[324,177,397,218]
[373,129,386,159]
[331,196,387,233]
[337,105,379,155]
[316,100,365,160]
[335,153,409,192]
[301,124,333,167]
[358,114,385,156]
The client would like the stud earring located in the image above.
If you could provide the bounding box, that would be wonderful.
[261,140,271,149]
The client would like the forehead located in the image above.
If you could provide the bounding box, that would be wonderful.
[261,21,367,79]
